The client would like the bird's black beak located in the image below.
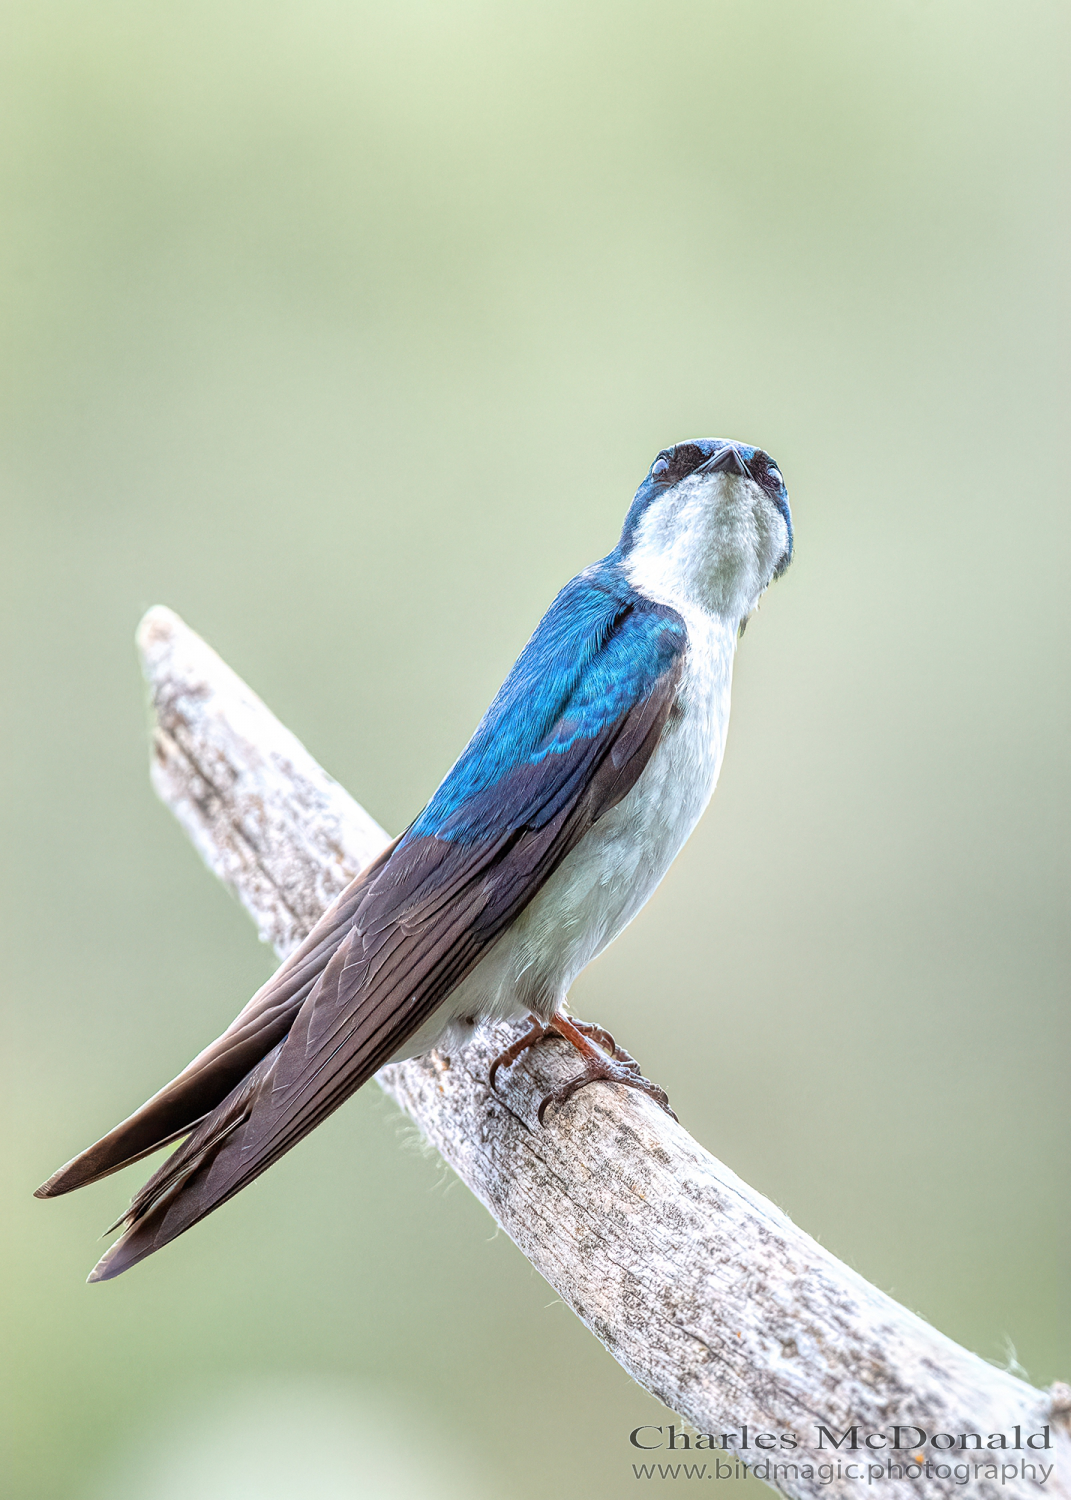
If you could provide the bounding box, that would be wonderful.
[701,445,749,478]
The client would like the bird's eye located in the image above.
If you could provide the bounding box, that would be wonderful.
[651,455,670,478]
[767,467,783,489]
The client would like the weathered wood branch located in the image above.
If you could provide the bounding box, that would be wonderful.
[137,604,1070,1499]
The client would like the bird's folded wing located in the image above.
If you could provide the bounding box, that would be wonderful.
[42,585,687,1280]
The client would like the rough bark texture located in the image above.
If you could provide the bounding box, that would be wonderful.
[136,604,1071,1499]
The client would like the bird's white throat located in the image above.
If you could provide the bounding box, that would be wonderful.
[623,470,789,624]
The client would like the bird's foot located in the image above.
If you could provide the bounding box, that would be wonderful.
[488,1011,676,1124]
[536,1013,678,1124]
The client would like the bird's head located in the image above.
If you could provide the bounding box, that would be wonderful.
[617,439,793,622]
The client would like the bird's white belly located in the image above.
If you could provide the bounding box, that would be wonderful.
[394,616,736,1060]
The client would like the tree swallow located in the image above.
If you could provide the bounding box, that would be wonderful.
[36,438,793,1280]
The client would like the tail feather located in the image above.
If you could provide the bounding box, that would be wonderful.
[35,840,399,1200]
[88,1049,277,1281]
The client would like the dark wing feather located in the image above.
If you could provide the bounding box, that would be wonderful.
[88,666,678,1280]
[40,580,686,1281]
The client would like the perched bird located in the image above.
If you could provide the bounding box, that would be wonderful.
[37,438,792,1281]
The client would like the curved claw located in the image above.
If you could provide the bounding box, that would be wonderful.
[537,1054,678,1125]
[535,1066,615,1124]
[488,1016,546,1093]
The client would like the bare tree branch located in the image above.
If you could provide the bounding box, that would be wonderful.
[137,604,1070,1500]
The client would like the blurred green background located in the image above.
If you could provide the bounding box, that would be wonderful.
[2,2,1068,1497]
